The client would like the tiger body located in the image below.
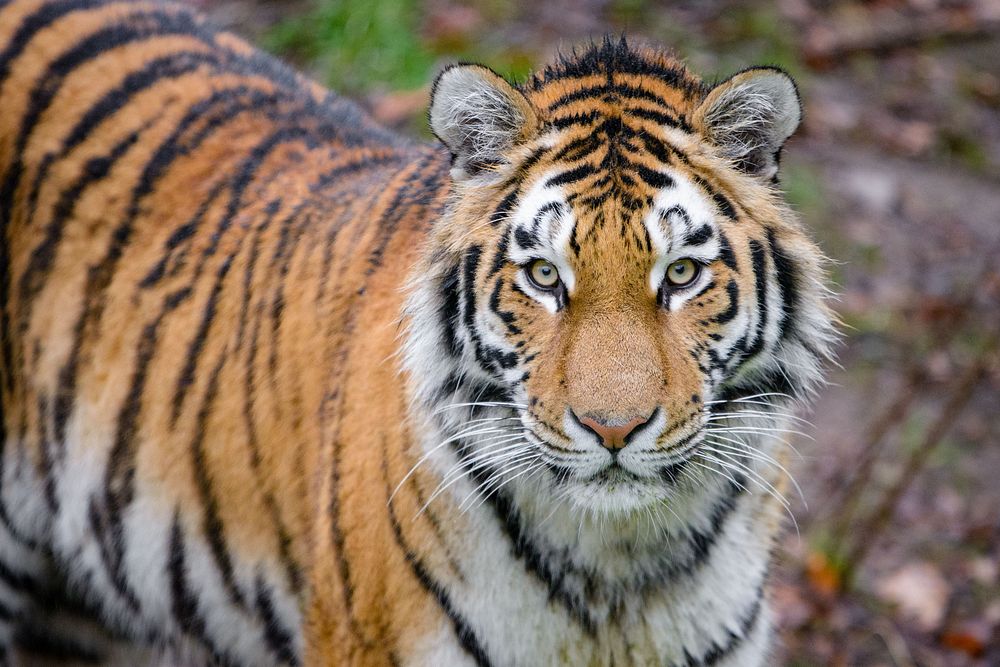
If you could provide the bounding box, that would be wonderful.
[0,0,836,665]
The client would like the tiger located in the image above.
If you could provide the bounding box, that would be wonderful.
[0,0,837,664]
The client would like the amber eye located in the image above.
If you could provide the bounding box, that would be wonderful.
[527,259,560,290]
[665,258,699,287]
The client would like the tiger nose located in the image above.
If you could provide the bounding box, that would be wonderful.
[574,411,653,450]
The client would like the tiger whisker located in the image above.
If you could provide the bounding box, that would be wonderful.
[699,449,793,515]
[433,401,528,414]
[461,455,541,512]
[417,435,534,506]
[705,425,814,441]
[702,446,800,535]
[705,409,813,426]
[703,391,793,405]
[397,431,528,506]
[688,459,749,495]
[703,435,805,506]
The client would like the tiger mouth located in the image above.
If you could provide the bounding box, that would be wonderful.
[524,421,700,486]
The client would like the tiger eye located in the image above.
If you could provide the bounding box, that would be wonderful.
[528,259,560,289]
[665,258,699,287]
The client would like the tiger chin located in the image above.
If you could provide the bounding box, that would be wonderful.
[0,1,836,665]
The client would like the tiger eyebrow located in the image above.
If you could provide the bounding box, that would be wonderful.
[532,201,565,226]
[683,224,714,246]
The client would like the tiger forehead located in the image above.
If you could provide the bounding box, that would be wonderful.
[523,43,707,120]
[508,165,720,262]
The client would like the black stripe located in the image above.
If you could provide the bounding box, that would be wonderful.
[0,559,42,594]
[96,287,192,612]
[488,278,519,335]
[637,128,683,165]
[189,273,250,611]
[12,625,101,664]
[545,163,594,187]
[238,213,306,597]
[550,109,600,129]
[460,245,518,373]
[625,106,693,132]
[766,228,799,340]
[487,227,510,277]
[18,124,148,336]
[551,134,600,162]
[383,456,494,667]
[692,176,738,222]
[718,364,796,402]
[35,395,59,512]
[460,245,480,335]
[490,189,518,226]
[169,516,237,666]
[438,263,463,357]
[0,597,13,621]
[547,82,667,111]
[634,164,674,189]
[680,582,764,667]
[712,192,738,221]
[716,230,738,271]
[659,205,691,237]
[139,179,229,289]
[267,204,312,382]
[711,280,740,325]
[0,0,126,389]
[684,223,713,247]
[254,574,300,666]
[168,126,320,423]
[740,239,770,360]
[513,225,540,249]
[23,48,226,227]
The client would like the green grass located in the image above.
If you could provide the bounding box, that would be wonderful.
[707,5,808,81]
[265,0,536,95]
[265,0,436,93]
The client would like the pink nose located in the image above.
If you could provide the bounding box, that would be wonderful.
[576,413,651,450]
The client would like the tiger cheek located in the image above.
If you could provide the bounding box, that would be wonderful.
[519,325,567,423]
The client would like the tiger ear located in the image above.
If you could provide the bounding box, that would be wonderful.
[429,64,539,180]
[694,67,802,182]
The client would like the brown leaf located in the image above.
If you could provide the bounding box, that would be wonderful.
[806,550,842,597]
[940,630,985,657]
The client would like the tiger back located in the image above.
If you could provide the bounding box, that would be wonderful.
[0,0,836,665]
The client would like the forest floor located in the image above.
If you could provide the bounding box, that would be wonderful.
[190,0,1000,663]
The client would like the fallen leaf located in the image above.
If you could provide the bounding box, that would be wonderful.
[940,629,986,657]
[876,561,951,632]
[806,550,842,597]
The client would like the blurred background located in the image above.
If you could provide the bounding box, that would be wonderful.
[189,0,1000,663]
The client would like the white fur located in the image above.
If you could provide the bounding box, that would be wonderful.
[703,70,801,180]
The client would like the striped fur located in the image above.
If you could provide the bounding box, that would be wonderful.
[0,2,836,665]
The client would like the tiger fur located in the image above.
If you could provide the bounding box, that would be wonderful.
[0,0,836,664]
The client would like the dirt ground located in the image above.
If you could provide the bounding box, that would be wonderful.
[190,0,1000,663]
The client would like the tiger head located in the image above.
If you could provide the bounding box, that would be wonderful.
[404,40,835,516]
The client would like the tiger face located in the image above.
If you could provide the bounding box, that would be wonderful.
[410,41,834,517]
